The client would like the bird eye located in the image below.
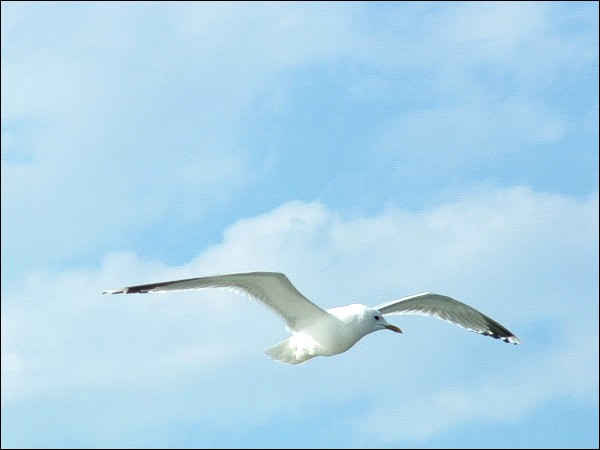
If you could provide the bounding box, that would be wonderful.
[373,315,380,320]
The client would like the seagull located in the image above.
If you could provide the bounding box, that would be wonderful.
[103,271,520,365]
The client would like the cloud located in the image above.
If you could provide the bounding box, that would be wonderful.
[2,2,596,283]
[359,335,599,443]
[376,97,568,183]
[2,186,597,446]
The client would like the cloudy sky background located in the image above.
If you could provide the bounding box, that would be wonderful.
[2,2,598,448]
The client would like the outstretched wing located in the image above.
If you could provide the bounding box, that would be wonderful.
[375,293,520,344]
[103,271,332,331]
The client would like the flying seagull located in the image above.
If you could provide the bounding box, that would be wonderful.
[103,271,520,365]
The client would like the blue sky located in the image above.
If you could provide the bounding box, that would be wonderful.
[1,2,598,448]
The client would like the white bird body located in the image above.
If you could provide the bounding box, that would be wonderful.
[104,271,519,365]
[266,304,399,364]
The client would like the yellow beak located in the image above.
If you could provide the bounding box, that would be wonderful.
[384,324,402,333]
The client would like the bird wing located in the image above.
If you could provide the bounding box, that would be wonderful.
[103,271,332,331]
[374,293,520,344]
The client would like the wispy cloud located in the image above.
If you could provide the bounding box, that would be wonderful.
[2,2,597,281]
[359,335,599,443]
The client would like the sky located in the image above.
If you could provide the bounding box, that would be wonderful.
[1,1,598,448]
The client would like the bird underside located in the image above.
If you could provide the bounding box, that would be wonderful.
[264,332,327,365]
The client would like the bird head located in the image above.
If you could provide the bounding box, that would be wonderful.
[369,308,402,334]
[327,304,402,335]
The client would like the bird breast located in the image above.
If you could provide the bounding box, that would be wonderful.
[300,314,366,356]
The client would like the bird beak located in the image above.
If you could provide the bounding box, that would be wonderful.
[384,324,402,333]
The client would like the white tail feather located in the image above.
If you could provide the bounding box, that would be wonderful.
[264,334,321,365]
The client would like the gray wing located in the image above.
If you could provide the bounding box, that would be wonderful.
[103,271,331,331]
[375,293,520,344]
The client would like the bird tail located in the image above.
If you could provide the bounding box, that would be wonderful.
[264,338,316,365]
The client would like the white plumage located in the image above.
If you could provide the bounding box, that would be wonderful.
[104,271,519,364]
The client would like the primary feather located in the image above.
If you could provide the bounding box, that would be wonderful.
[375,292,520,344]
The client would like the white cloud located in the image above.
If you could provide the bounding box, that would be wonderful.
[2,2,596,283]
[0,3,365,280]
[2,186,597,444]
[359,334,599,443]
[173,2,361,69]
[441,2,549,54]
[376,97,568,184]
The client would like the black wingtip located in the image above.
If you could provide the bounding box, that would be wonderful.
[480,330,520,344]
[103,286,155,294]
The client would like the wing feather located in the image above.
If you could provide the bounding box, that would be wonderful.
[103,271,331,331]
[375,293,520,344]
